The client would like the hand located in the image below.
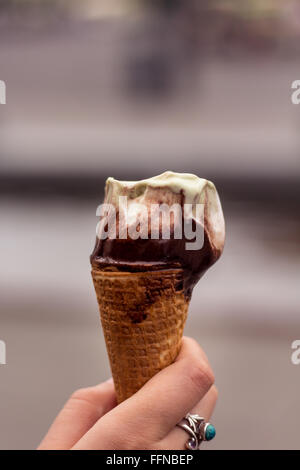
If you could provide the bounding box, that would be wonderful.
[38,337,217,450]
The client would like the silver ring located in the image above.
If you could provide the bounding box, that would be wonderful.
[176,413,216,450]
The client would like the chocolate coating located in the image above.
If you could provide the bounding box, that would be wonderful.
[90,226,221,298]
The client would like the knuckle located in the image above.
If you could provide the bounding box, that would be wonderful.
[68,387,99,410]
[70,387,90,401]
[188,359,215,391]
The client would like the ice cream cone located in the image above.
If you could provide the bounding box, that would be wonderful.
[91,267,189,403]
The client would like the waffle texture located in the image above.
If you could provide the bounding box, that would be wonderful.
[92,268,189,403]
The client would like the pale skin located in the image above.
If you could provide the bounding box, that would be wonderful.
[38,337,217,450]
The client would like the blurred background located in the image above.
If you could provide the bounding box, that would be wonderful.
[0,0,300,450]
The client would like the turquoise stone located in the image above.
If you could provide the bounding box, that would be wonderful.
[205,424,216,441]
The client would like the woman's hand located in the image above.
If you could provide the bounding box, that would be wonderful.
[38,337,217,450]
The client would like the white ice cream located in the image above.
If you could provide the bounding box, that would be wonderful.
[104,171,225,254]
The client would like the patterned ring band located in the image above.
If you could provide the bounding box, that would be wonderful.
[176,413,216,450]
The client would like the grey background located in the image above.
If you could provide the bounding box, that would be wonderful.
[0,0,300,449]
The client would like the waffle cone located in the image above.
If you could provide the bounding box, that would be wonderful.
[91,267,189,403]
